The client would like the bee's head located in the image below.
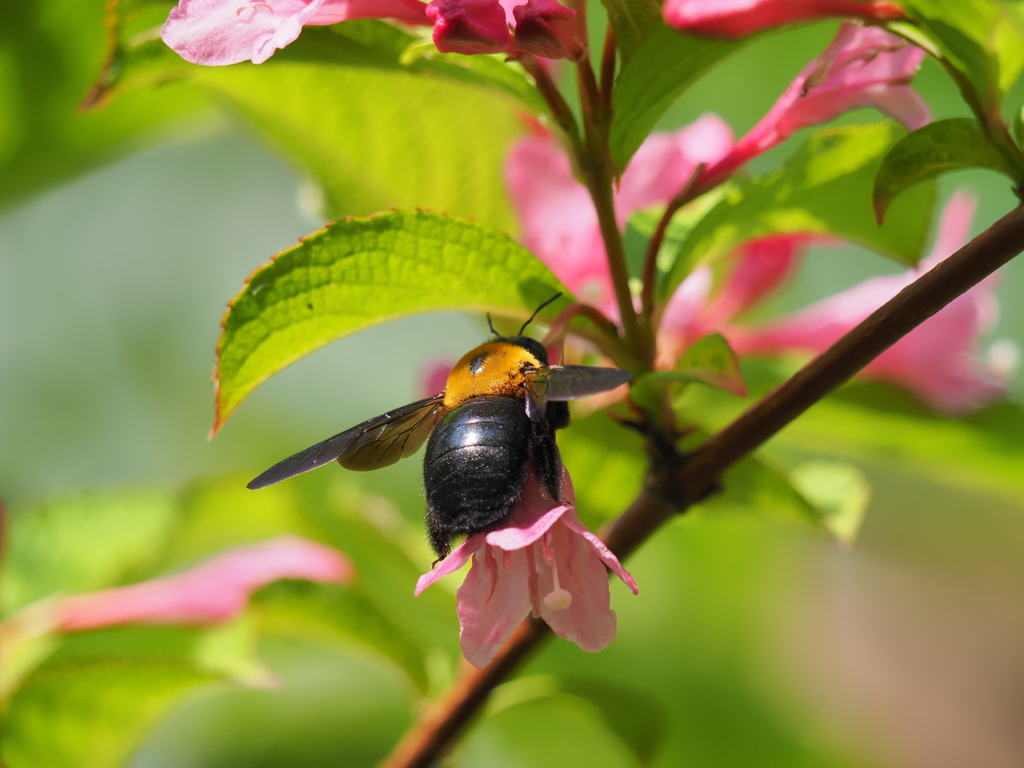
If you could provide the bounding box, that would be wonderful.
[485,292,561,368]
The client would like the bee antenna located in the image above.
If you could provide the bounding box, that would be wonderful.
[486,313,499,338]
[518,292,563,336]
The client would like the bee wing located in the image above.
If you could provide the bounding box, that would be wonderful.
[247,395,447,490]
[531,365,631,401]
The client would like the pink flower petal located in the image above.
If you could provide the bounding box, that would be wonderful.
[414,534,483,595]
[56,536,353,630]
[484,467,575,550]
[163,0,429,66]
[663,0,906,39]
[533,521,618,652]
[560,509,638,594]
[703,23,928,183]
[457,544,534,667]
[512,0,578,59]
[427,0,513,55]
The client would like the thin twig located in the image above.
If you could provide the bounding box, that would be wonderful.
[600,26,617,109]
[638,163,705,319]
[379,204,1024,768]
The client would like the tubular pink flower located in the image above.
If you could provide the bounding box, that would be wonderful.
[731,191,1010,414]
[663,0,906,39]
[658,235,807,364]
[162,0,430,66]
[512,0,579,59]
[505,114,734,321]
[55,536,354,630]
[415,467,637,668]
[426,0,513,54]
[703,23,929,186]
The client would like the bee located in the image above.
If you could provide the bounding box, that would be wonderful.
[247,295,631,559]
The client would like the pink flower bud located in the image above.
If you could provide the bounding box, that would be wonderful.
[426,0,513,55]
[512,0,579,59]
[663,0,906,39]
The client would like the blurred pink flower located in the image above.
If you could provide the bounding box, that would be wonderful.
[506,114,735,320]
[658,235,807,365]
[731,190,1011,414]
[663,0,906,39]
[702,23,929,186]
[415,466,637,668]
[162,0,430,65]
[56,536,353,630]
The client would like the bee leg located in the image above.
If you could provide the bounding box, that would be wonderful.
[531,429,564,503]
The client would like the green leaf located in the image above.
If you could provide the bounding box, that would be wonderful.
[685,360,1024,508]
[666,123,935,296]
[788,460,871,547]
[1014,102,1024,147]
[873,118,1015,223]
[0,0,210,211]
[1,489,179,616]
[214,210,569,432]
[600,0,663,61]
[899,0,1024,109]
[252,580,430,692]
[561,679,670,766]
[670,333,747,397]
[610,23,743,170]
[0,656,220,768]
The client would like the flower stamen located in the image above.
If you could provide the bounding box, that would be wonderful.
[543,556,572,611]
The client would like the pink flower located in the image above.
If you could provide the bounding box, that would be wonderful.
[511,0,579,59]
[55,536,353,630]
[427,0,513,55]
[506,114,735,321]
[415,466,637,668]
[162,0,430,66]
[702,23,929,186]
[663,0,906,39]
[658,235,807,365]
[731,190,1011,414]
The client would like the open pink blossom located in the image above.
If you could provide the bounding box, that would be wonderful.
[702,23,929,187]
[162,0,430,66]
[731,191,1011,414]
[55,536,353,630]
[663,0,906,39]
[506,114,735,320]
[416,466,637,668]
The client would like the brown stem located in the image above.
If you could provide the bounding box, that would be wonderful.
[380,204,1024,768]
[600,26,617,109]
[639,163,706,319]
[519,55,584,162]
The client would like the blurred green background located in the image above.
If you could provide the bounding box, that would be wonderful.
[3,2,1024,767]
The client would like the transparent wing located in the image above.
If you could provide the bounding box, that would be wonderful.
[247,395,447,490]
[531,365,631,401]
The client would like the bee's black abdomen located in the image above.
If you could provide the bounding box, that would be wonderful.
[424,396,532,558]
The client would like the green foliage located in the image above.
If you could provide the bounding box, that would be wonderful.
[610,23,743,170]
[788,460,871,547]
[0,0,210,211]
[0,656,221,768]
[666,123,936,297]
[600,0,663,61]
[873,118,1016,223]
[214,210,569,432]
[659,333,747,397]
[896,0,1024,111]
[1,489,179,616]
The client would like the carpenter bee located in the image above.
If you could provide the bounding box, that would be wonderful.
[247,295,631,559]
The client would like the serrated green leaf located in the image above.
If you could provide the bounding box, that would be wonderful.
[214,210,570,432]
[0,656,221,768]
[1,489,179,617]
[900,0,1024,109]
[873,118,1015,223]
[252,580,430,692]
[600,0,663,61]
[788,460,871,547]
[610,23,743,170]
[666,123,935,296]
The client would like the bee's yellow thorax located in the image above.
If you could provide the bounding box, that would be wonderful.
[443,342,540,408]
